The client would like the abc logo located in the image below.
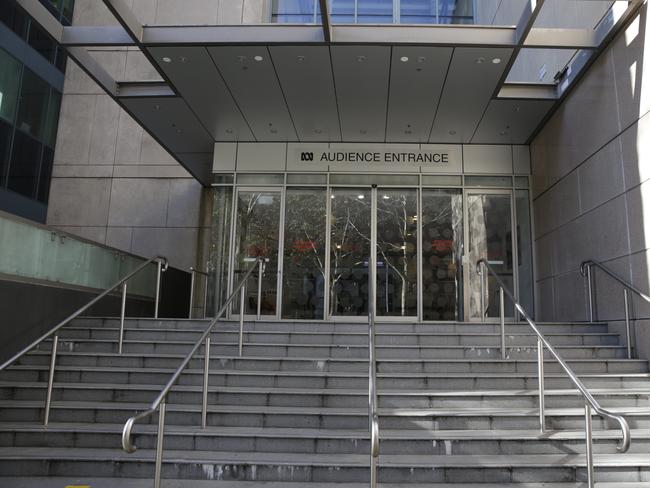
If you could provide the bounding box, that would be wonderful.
[300,152,314,162]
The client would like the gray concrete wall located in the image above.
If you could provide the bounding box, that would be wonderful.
[46,1,267,315]
[531,5,650,358]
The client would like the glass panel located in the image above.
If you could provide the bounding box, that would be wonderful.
[466,193,514,320]
[213,174,234,184]
[16,68,50,141]
[516,190,534,317]
[0,212,156,296]
[438,0,473,24]
[0,3,30,39]
[358,0,393,23]
[329,174,419,185]
[400,0,436,23]
[207,186,233,315]
[331,0,355,22]
[272,0,317,22]
[233,191,281,316]
[0,119,12,184]
[7,130,41,198]
[282,188,327,319]
[0,48,22,124]
[43,89,61,148]
[287,173,327,184]
[329,188,371,316]
[37,145,53,203]
[28,22,57,64]
[376,189,418,317]
[236,174,284,185]
[465,176,512,188]
[422,175,462,186]
[62,0,75,24]
[422,189,463,320]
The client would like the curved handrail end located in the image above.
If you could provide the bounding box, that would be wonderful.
[122,415,139,453]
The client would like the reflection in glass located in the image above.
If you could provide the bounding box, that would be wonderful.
[233,191,281,316]
[16,68,50,141]
[207,186,233,315]
[330,189,371,316]
[467,193,514,319]
[516,190,534,317]
[422,189,463,320]
[282,188,326,319]
[376,189,418,317]
[0,48,22,124]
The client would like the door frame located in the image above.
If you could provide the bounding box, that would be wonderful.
[228,186,285,320]
[462,188,518,322]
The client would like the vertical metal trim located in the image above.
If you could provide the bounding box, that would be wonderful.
[154,260,162,319]
[499,286,506,359]
[587,265,594,322]
[189,270,195,319]
[239,285,245,356]
[371,187,378,320]
[153,402,166,488]
[624,289,632,359]
[537,336,545,433]
[585,403,594,488]
[324,185,333,319]
[276,185,287,319]
[417,186,423,322]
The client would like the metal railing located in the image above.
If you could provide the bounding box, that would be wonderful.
[368,271,379,488]
[477,258,630,488]
[581,259,650,359]
[189,267,209,318]
[121,256,264,488]
[0,255,168,425]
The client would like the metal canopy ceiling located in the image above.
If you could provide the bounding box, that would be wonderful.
[14,0,645,185]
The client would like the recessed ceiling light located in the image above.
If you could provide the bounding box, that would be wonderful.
[449,130,456,135]
[400,56,409,62]
[475,57,485,64]
[499,130,507,136]
[358,195,365,199]
[178,56,188,63]
[176,128,182,134]
[492,58,502,64]
[154,104,160,110]
[254,55,264,62]
[417,56,426,63]
[297,56,305,62]
[357,55,366,63]
[382,195,390,200]
[162,57,172,63]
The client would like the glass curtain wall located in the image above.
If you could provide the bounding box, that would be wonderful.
[376,189,418,317]
[329,188,372,317]
[421,189,463,320]
[271,0,473,24]
[282,188,327,319]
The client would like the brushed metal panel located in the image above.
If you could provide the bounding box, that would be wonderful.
[207,46,297,142]
[387,46,452,143]
[148,46,253,142]
[429,47,513,144]
[471,99,554,144]
[269,45,340,142]
[330,45,391,142]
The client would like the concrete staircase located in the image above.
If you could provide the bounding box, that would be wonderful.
[1,318,650,487]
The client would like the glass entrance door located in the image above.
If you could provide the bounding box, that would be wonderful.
[464,190,515,321]
[328,187,419,320]
[231,188,282,318]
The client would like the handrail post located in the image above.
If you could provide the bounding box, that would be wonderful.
[479,265,485,322]
[154,402,166,488]
[154,260,162,319]
[189,269,196,319]
[537,336,545,433]
[201,337,210,429]
[585,403,594,488]
[586,264,594,322]
[43,334,58,425]
[624,288,632,359]
[119,282,127,355]
[257,259,263,320]
[499,286,506,359]
[239,283,246,357]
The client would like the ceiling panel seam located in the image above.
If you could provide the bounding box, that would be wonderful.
[426,47,454,143]
[327,45,344,142]
[204,46,258,143]
[267,48,301,142]
[382,46,394,143]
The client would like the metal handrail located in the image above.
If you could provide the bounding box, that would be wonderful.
[0,254,168,425]
[477,258,630,488]
[368,271,379,488]
[121,256,264,488]
[581,259,650,359]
